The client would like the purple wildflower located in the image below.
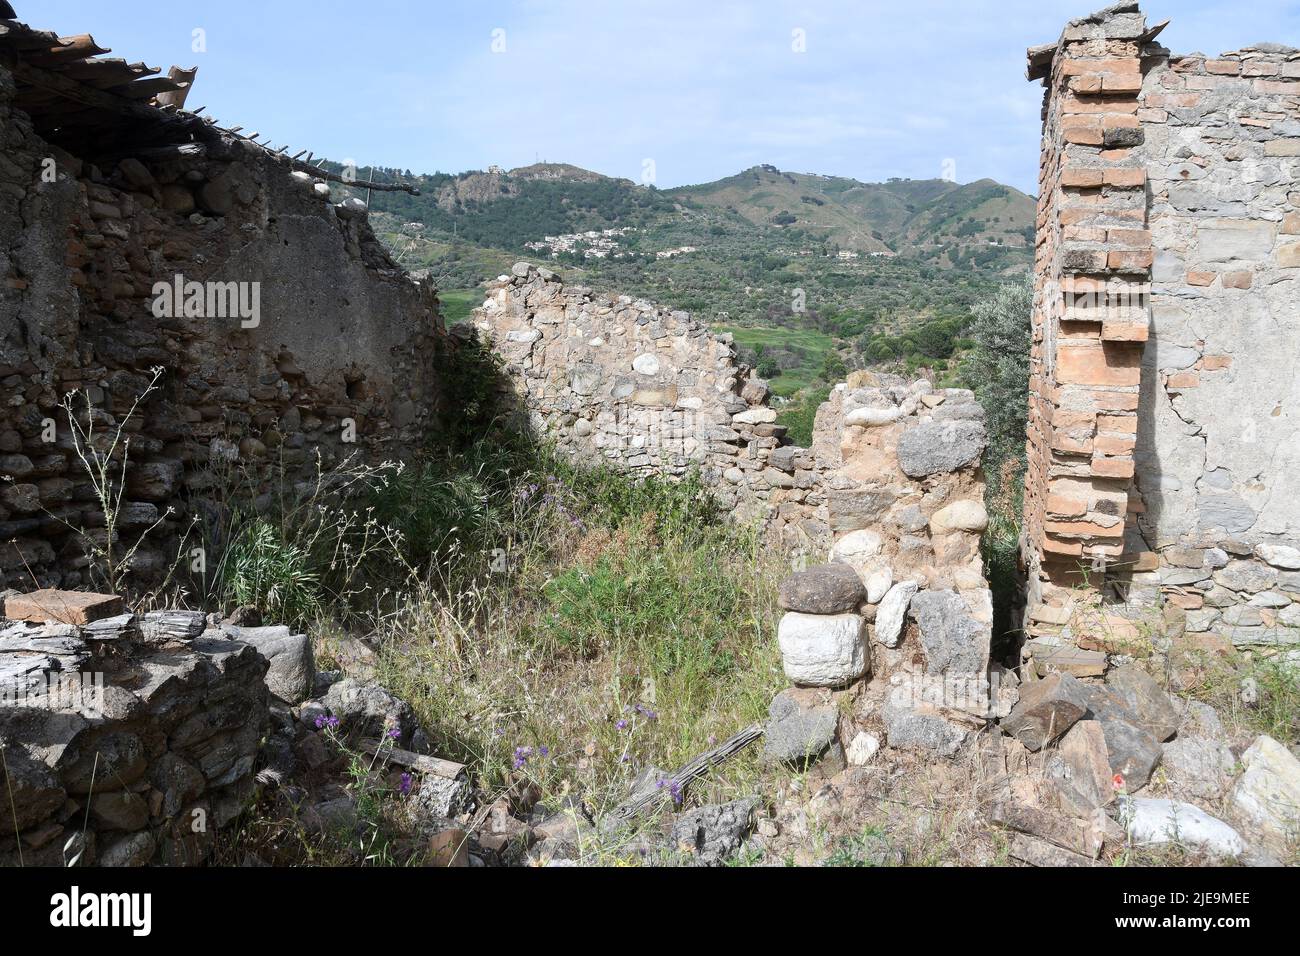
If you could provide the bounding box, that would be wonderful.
[616,719,629,731]
[314,714,340,731]
[538,745,550,758]
[656,778,684,806]
[399,773,413,796]
[513,746,534,770]
[386,726,402,741]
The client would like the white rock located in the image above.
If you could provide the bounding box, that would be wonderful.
[830,530,883,562]
[929,500,989,534]
[336,196,368,217]
[632,354,661,375]
[847,732,881,766]
[865,568,893,604]
[1256,544,1300,570]
[1122,797,1246,858]
[874,581,919,648]
[723,467,745,484]
[733,407,777,425]
[1231,734,1300,845]
[313,182,331,199]
[845,407,902,427]
[572,419,593,437]
[777,612,867,687]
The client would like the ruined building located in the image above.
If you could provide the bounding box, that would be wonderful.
[1021,2,1300,665]
[0,13,446,591]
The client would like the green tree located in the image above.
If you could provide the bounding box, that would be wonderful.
[959,276,1033,493]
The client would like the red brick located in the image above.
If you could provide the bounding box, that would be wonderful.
[1097,414,1137,434]
[1045,519,1125,539]
[1061,168,1105,188]
[1063,95,1139,115]
[1046,494,1088,517]
[1042,537,1084,557]
[1093,433,1136,456]
[1057,345,1142,387]
[1064,127,1105,146]
[1107,249,1153,270]
[1205,60,1241,75]
[5,590,123,626]
[1061,58,1141,76]
[1091,457,1135,479]
[1102,73,1144,93]
[1104,168,1147,188]
[1101,319,1148,342]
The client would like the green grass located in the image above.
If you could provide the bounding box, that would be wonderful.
[776,385,831,447]
[438,288,485,325]
[215,438,792,864]
[714,324,837,397]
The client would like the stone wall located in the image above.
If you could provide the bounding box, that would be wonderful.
[477,267,995,617]
[1024,3,1300,662]
[478,276,1001,751]
[767,377,1004,763]
[0,597,269,867]
[0,60,446,590]
[475,264,826,549]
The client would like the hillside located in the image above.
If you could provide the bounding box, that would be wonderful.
[668,165,1035,260]
[349,161,1034,396]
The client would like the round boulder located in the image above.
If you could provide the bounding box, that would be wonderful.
[778,563,865,614]
[777,612,868,687]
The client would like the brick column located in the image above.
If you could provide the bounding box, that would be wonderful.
[1023,4,1154,637]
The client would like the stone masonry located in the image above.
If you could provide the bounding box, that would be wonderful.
[475,264,826,548]
[0,54,446,590]
[0,599,270,867]
[1024,3,1300,662]
[479,273,1000,749]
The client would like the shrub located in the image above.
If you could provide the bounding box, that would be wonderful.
[224,518,321,625]
[960,276,1032,496]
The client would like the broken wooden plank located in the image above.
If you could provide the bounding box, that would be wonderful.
[615,723,763,819]
[359,739,467,781]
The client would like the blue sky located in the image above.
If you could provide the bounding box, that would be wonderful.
[28,1,1300,193]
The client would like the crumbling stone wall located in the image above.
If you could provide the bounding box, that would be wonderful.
[767,376,1004,764]
[0,603,269,867]
[477,268,1000,676]
[477,277,1002,751]
[0,60,445,589]
[1024,3,1300,662]
[475,264,826,548]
